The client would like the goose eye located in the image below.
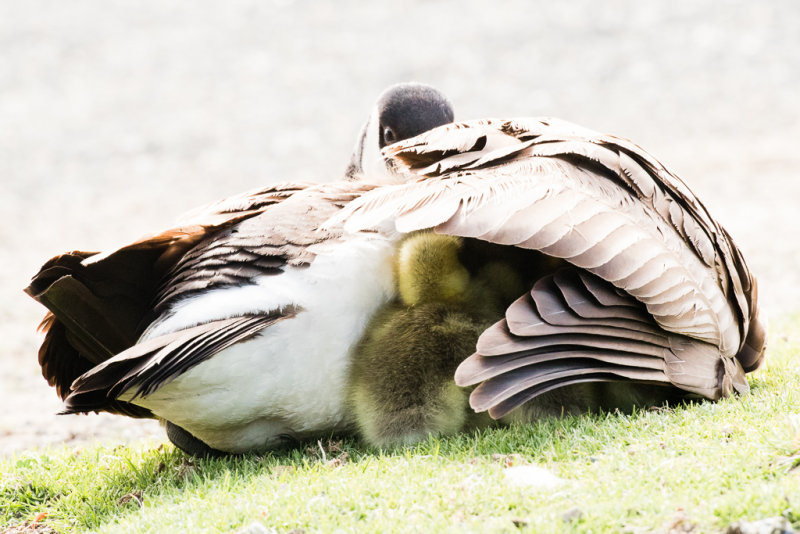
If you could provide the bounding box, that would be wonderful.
[382,127,397,145]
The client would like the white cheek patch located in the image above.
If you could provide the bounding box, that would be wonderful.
[358,108,408,185]
[360,109,384,178]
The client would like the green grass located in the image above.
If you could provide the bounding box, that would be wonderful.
[3,317,799,533]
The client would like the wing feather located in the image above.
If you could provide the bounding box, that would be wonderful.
[456,268,738,416]
[331,117,762,416]
[335,118,758,359]
[65,311,294,414]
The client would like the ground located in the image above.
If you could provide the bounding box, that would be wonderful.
[1,0,798,455]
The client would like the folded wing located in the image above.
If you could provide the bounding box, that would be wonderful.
[64,312,294,414]
[331,117,766,417]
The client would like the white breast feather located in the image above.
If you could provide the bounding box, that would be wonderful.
[127,234,397,452]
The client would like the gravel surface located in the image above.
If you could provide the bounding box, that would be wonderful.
[1,0,798,455]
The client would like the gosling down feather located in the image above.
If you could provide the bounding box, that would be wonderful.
[347,233,530,447]
[334,116,767,420]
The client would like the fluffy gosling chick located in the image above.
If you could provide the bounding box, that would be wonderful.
[348,233,521,447]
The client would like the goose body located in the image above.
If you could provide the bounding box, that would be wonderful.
[27,84,765,453]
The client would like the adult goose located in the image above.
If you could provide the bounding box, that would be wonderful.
[25,83,455,455]
[27,85,766,453]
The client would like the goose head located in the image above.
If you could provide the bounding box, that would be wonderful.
[345,82,454,183]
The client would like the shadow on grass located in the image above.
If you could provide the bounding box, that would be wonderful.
[1,394,725,532]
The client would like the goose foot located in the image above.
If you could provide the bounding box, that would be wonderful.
[165,421,226,458]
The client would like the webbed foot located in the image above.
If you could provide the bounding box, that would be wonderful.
[166,421,226,458]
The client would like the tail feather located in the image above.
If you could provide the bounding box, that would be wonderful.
[24,210,253,405]
[37,314,95,400]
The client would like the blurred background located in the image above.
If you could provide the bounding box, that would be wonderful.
[1,0,798,454]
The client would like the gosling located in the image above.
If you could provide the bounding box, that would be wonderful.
[347,233,522,447]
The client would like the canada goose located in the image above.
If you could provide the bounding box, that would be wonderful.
[332,116,767,421]
[347,233,526,447]
[25,83,455,456]
[27,86,766,454]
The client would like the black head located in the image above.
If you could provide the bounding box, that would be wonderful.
[346,82,454,180]
[375,83,454,149]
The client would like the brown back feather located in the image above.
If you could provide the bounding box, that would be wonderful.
[24,182,341,405]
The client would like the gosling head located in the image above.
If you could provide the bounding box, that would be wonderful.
[346,82,454,182]
[396,233,470,307]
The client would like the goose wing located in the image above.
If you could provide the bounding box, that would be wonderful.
[332,117,766,417]
[63,312,294,415]
[26,181,371,414]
